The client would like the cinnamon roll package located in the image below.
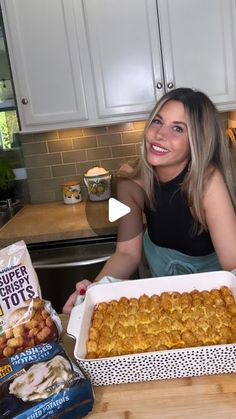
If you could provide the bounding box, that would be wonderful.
[0,241,62,360]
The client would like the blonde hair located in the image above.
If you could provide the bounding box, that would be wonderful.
[131,88,236,232]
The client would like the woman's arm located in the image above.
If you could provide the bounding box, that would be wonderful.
[203,169,236,270]
[94,176,145,281]
[93,233,143,282]
[62,174,144,314]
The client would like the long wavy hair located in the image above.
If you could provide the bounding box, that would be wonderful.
[131,87,236,232]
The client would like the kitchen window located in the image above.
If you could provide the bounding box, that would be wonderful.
[0,6,19,150]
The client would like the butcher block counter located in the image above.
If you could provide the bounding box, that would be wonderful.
[60,314,236,419]
[0,201,117,248]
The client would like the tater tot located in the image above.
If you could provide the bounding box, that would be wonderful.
[28,327,39,338]
[13,325,25,337]
[41,309,50,319]
[7,336,24,348]
[0,335,7,345]
[45,316,53,327]
[24,319,39,330]
[5,328,13,339]
[37,326,51,342]
[3,346,15,357]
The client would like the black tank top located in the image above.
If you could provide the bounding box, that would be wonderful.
[144,167,214,256]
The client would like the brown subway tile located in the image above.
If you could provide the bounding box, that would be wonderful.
[22,142,48,155]
[55,189,64,202]
[100,157,127,170]
[97,133,122,147]
[80,185,88,201]
[111,144,137,158]
[133,120,146,130]
[75,161,100,174]
[107,122,134,133]
[27,167,52,180]
[76,174,84,184]
[73,136,97,150]
[82,126,108,136]
[58,176,81,185]
[19,133,33,144]
[28,187,56,203]
[135,143,141,155]
[122,131,143,144]
[28,178,63,191]
[86,147,111,160]
[58,128,83,138]
[22,131,58,143]
[62,149,87,163]
[24,153,62,168]
[48,139,73,152]
[51,164,76,177]
[28,178,55,192]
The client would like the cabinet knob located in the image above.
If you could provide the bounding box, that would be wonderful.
[167,82,174,89]
[21,98,29,105]
[156,82,163,89]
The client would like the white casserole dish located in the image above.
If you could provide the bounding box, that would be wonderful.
[67,271,236,386]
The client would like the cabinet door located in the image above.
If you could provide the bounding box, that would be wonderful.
[1,0,91,131]
[82,0,164,120]
[157,0,236,110]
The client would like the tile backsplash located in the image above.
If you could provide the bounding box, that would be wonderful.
[20,121,145,203]
[19,112,230,204]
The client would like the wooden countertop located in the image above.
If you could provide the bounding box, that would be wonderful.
[0,201,117,247]
[59,314,236,418]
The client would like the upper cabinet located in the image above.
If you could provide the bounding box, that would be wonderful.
[82,0,163,119]
[0,0,92,130]
[1,0,236,133]
[157,0,236,111]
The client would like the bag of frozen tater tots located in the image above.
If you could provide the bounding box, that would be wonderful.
[0,241,62,359]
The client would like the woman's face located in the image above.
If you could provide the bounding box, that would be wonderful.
[145,100,191,181]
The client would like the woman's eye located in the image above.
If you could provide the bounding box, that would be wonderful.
[152,118,162,125]
[173,125,183,133]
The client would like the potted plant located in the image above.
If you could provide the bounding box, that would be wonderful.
[0,157,16,202]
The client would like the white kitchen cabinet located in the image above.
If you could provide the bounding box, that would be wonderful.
[1,0,163,132]
[157,0,236,111]
[0,0,93,131]
[82,0,236,118]
[82,0,164,119]
[1,0,236,133]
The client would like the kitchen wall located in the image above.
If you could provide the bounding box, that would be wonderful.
[19,112,230,204]
[20,121,145,203]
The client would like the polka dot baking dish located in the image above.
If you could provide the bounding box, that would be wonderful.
[67,271,236,386]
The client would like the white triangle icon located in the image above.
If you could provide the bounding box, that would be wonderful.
[108,198,131,222]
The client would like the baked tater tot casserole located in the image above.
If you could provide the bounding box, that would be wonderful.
[86,286,236,358]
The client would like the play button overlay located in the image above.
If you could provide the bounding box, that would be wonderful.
[85,176,144,242]
[108,198,130,222]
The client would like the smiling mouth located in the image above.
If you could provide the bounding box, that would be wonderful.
[151,144,169,153]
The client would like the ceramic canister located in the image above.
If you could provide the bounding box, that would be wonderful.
[62,181,82,204]
[84,171,111,201]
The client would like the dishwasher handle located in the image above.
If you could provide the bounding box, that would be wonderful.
[33,255,111,269]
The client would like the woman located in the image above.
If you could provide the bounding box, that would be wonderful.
[63,87,236,314]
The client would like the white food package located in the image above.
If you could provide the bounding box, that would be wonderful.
[0,240,62,360]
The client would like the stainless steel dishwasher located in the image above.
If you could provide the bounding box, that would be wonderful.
[27,235,117,313]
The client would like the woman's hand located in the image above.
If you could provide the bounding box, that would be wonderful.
[62,279,91,314]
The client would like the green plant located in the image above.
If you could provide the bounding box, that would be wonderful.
[0,157,15,190]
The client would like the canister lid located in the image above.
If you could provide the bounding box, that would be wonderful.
[84,166,109,177]
[62,180,80,186]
